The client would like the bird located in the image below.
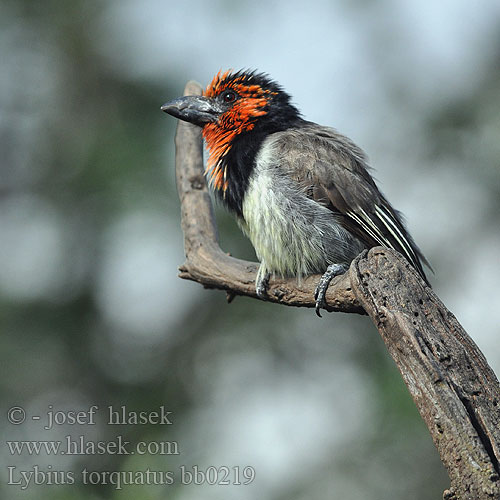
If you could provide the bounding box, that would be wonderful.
[161,69,431,316]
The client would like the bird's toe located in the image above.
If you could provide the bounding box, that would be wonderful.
[256,272,271,299]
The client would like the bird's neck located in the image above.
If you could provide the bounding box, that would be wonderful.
[202,125,264,216]
[202,117,303,216]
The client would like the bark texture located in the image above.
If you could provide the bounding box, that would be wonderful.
[351,248,500,499]
[171,80,500,499]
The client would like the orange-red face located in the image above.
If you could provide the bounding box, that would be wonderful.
[200,70,277,190]
[203,70,276,131]
[161,70,283,192]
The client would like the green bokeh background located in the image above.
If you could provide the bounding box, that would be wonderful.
[1,1,499,499]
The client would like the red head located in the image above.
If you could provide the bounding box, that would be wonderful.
[162,70,300,192]
[162,71,302,221]
[201,70,282,190]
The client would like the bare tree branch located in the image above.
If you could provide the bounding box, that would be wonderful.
[351,248,500,499]
[172,81,500,499]
[174,80,364,315]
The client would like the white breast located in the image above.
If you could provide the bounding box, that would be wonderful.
[240,137,359,280]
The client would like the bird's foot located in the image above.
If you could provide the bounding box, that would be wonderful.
[256,272,271,299]
[314,263,348,317]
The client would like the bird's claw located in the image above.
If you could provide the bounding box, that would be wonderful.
[314,263,348,317]
[256,272,271,299]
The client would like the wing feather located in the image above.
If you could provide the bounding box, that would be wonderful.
[268,123,431,283]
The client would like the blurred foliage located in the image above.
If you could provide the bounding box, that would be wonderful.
[2,1,499,499]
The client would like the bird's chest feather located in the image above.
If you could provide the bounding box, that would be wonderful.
[240,168,300,274]
[239,155,342,277]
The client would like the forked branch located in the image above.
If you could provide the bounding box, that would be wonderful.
[172,81,500,499]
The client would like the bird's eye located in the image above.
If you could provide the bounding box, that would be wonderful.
[222,91,237,103]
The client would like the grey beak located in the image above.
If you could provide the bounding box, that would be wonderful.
[161,96,220,127]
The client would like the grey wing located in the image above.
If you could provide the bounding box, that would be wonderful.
[270,124,431,284]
